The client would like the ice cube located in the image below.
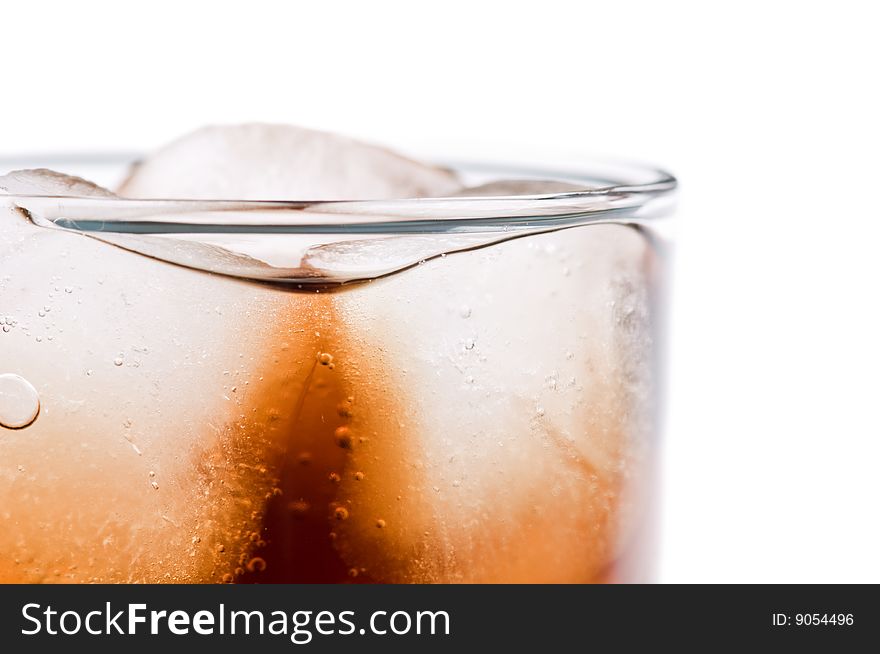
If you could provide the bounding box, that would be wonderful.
[325,223,658,582]
[0,168,116,197]
[118,123,462,200]
[450,179,588,196]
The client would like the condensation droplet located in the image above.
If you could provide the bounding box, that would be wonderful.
[0,373,40,429]
[334,426,353,450]
[246,557,267,573]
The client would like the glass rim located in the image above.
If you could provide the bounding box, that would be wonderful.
[2,153,677,235]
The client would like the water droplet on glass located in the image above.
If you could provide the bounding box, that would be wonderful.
[0,373,40,429]
[334,426,353,450]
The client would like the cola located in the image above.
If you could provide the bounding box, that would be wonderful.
[0,125,674,583]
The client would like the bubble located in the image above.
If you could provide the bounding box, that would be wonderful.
[113,357,124,367]
[148,470,156,477]
[221,573,234,584]
[234,567,245,576]
[0,373,41,429]
[334,507,350,521]
[150,481,159,490]
[1,325,9,333]
[459,305,472,318]
[334,426,354,450]
[464,338,476,350]
[246,557,267,573]
[317,352,334,366]
[354,471,365,481]
[375,519,386,529]
[348,567,359,578]
[337,401,353,418]
[536,406,546,417]
[328,472,341,483]
[64,286,73,294]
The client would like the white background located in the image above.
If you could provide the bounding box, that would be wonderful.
[2,1,878,582]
